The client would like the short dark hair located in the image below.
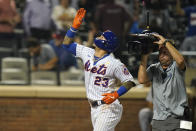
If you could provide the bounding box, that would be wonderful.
[26,37,40,48]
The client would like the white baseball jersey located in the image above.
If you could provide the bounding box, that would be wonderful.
[76,44,134,101]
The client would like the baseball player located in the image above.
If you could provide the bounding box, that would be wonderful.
[62,8,136,131]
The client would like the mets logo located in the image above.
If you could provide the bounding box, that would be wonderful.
[123,66,130,75]
[84,60,107,75]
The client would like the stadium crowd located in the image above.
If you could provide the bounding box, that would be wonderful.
[0,0,195,84]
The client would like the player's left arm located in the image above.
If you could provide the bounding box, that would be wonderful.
[153,34,186,70]
[102,81,136,104]
[102,64,136,104]
[117,80,136,96]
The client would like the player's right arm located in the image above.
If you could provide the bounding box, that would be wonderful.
[63,8,86,45]
[102,63,136,104]
[138,54,151,84]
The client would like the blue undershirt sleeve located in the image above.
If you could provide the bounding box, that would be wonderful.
[61,43,77,56]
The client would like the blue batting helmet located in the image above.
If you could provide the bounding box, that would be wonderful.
[94,30,118,53]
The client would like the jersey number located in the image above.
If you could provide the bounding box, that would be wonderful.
[94,76,109,87]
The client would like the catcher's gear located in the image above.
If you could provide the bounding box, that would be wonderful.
[94,30,118,53]
[102,91,119,104]
[72,8,86,29]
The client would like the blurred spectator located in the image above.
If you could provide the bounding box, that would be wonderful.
[115,0,133,15]
[176,0,196,51]
[130,17,143,34]
[77,0,98,42]
[95,0,132,42]
[52,0,76,31]
[138,4,172,36]
[130,0,143,34]
[129,0,142,34]
[49,30,77,70]
[0,0,21,33]
[26,37,58,71]
[78,0,97,20]
[138,85,153,131]
[78,0,98,25]
[85,22,97,47]
[70,0,79,9]
[129,0,172,36]
[94,0,132,65]
[23,0,58,42]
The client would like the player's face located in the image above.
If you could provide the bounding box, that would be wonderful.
[93,35,106,49]
[159,47,172,68]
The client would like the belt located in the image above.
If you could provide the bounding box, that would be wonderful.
[88,100,105,108]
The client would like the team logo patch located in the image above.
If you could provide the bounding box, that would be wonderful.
[123,66,130,75]
[105,62,110,65]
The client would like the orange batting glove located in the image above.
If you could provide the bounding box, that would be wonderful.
[72,8,86,29]
[102,91,119,104]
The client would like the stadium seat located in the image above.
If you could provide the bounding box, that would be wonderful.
[1,69,28,84]
[60,67,84,86]
[1,57,28,84]
[0,48,13,80]
[31,71,57,85]
[2,57,28,72]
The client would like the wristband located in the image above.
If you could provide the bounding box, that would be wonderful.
[66,27,78,38]
[117,86,128,96]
